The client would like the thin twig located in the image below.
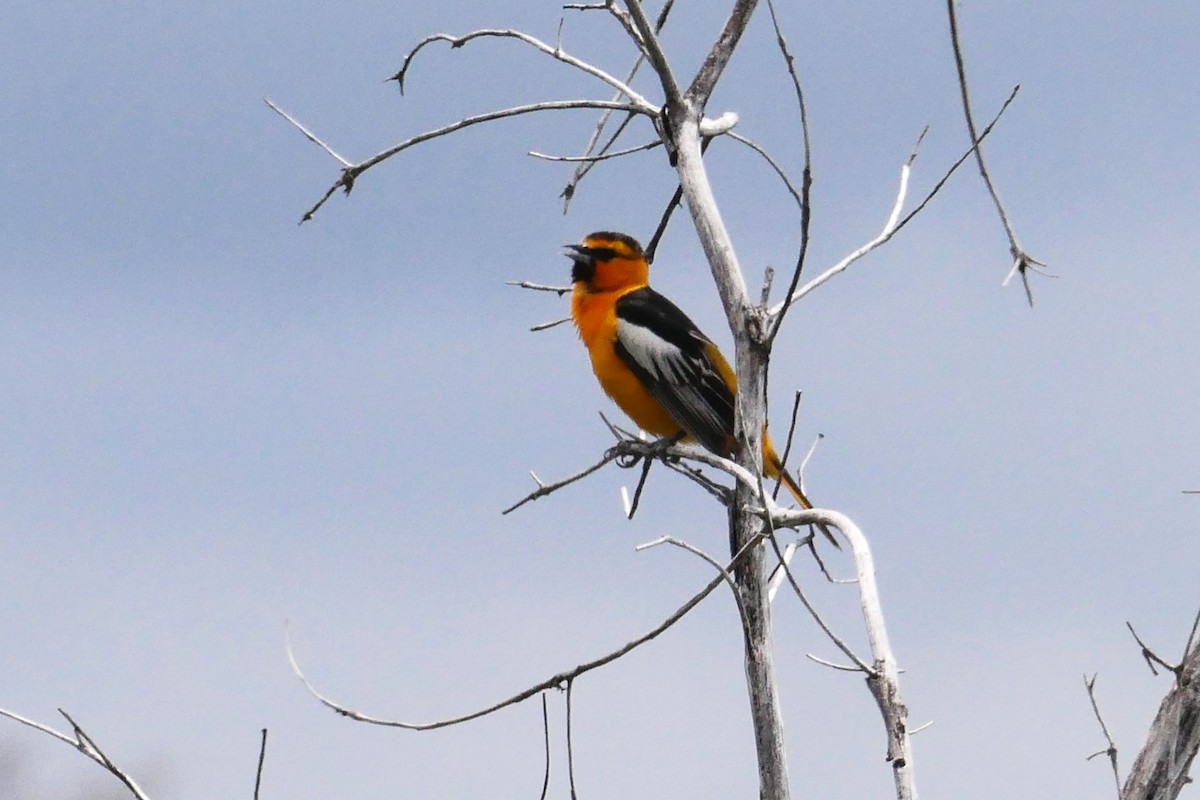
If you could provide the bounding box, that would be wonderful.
[726,132,804,210]
[559,0,676,212]
[945,1,1044,306]
[767,148,912,314]
[530,317,573,333]
[806,653,863,672]
[772,391,803,502]
[504,449,620,514]
[762,526,872,673]
[894,87,1020,234]
[530,139,661,163]
[539,694,551,800]
[254,728,268,800]
[264,98,352,167]
[566,679,579,800]
[297,99,649,222]
[284,553,744,731]
[1127,621,1179,676]
[762,0,815,341]
[508,280,573,295]
[624,0,682,107]
[1083,674,1122,799]
[0,707,152,800]
[768,88,1018,313]
[624,455,655,518]
[637,535,751,632]
[392,29,652,110]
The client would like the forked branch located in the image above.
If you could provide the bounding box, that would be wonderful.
[285,535,761,731]
[0,706,152,800]
[770,507,916,800]
[945,0,1045,305]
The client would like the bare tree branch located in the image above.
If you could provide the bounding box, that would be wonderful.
[637,535,751,632]
[284,99,651,222]
[559,0,679,210]
[1121,621,1200,800]
[0,706,153,800]
[285,538,759,731]
[253,728,268,800]
[530,317,573,332]
[530,138,661,163]
[944,0,1045,306]
[767,145,913,315]
[762,0,814,341]
[623,1,682,107]
[769,507,916,799]
[565,679,580,800]
[894,86,1020,234]
[391,29,654,110]
[507,280,573,295]
[682,0,759,107]
[539,695,551,800]
[1127,621,1179,677]
[769,86,1018,314]
[1084,674,1123,799]
[264,98,351,167]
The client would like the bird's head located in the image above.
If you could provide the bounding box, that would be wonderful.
[565,231,649,292]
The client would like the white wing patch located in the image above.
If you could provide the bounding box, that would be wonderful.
[616,318,687,381]
[615,318,732,453]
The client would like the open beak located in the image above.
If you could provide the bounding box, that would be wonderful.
[563,243,591,265]
[564,243,595,284]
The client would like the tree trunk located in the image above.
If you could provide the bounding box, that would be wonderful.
[1122,637,1200,800]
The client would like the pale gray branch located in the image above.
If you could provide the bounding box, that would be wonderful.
[392,29,654,111]
[529,138,661,162]
[945,0,1044,305]
[637,535,750,632]
[1121,619,1200,800]
[770,507,917,800]
[264,98,351,167]
[507,280,573,295]
[768,156,912,314]
[1084,673,1123,799]
[284,544,750,731]
[295,99,650,222]
[0,706,152,800]
[623,1,682,106]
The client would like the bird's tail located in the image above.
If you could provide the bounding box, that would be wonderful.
[771,455,840,549]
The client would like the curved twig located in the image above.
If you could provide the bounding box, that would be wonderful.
[945,1,1044,306]
[392,29,654,111]
[769,506,916,799]
[292,99,651,222]
[0,706,152,800]
[530,138,661,163]
[636,535,751,632]
[284,543,752,731]
[762,0,814,341]
[767,148,913,314]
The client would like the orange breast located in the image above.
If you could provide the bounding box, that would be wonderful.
[572,286,685,438]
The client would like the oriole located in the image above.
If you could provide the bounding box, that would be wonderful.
[566,230,824,521]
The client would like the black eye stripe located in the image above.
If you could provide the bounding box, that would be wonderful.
[588,247,618,261]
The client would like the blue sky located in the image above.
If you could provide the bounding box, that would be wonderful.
[3,2,1199,798]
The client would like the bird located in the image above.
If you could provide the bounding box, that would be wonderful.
[566,230,831,540]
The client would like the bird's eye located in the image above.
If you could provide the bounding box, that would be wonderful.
[588,247,618,262]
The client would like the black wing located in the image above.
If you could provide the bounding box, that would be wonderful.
[613,287,735,456]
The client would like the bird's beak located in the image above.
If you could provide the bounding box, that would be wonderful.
[564,243,595,284]
[563,243,591,265]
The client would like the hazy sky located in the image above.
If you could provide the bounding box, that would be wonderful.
[3,2,1199,798]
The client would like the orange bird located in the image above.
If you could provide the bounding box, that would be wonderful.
[566,230,824,520]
